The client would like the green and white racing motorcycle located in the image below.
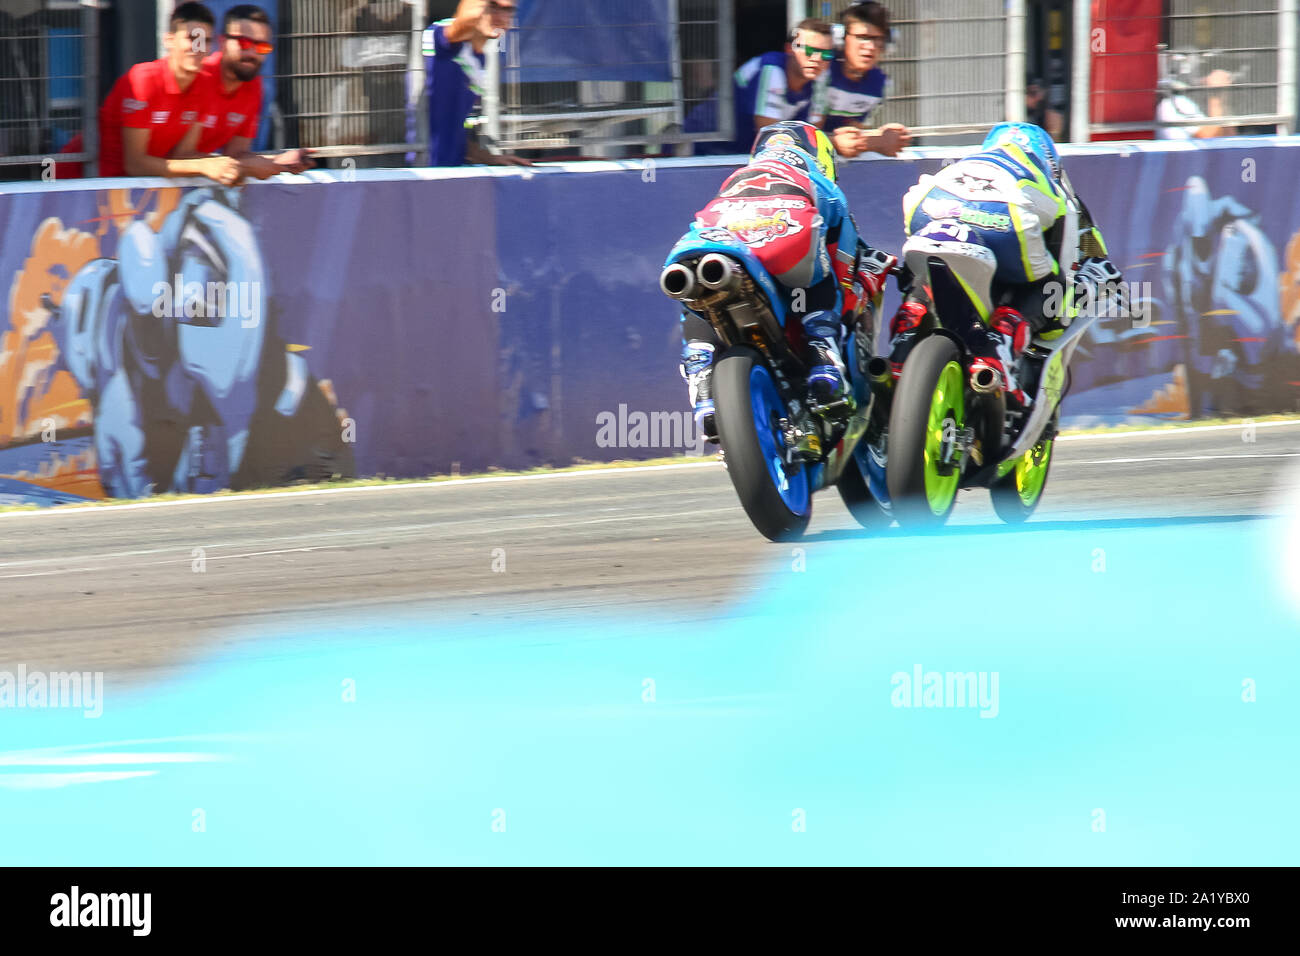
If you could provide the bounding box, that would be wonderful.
[875,224,1112,526]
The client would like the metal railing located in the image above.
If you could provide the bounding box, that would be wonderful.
[1075,0,1298,140]
[483,0,734,156]
[0,0,98,174]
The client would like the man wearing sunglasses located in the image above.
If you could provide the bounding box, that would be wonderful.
[825,1,911,158]
[195,5,313,179]
[423,0,531,166]
[92,2,238,183]
[724,18,835,154]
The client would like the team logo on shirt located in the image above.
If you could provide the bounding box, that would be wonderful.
[949,172,1001,196]
[123,98,146,114]
[922,197,1012,231]
[227,112,245,127]
[151,110,170,124]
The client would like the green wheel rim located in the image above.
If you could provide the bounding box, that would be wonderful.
[922,360,964,515]
[1014,438,1053,506]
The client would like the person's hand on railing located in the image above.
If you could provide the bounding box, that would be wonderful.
[272,149,316,174]
[868,123,913,157]
[201,155,243,186]
[833,123,912,158]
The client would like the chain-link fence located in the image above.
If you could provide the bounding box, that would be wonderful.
[483,0,734,156]
[1082,0,1297,139]
[0,0,98,175]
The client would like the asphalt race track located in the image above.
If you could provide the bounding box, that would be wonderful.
[2,421,1297,679]
[2,421,1298,865]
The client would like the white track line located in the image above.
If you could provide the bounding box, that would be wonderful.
[1071,453,1300,465]
[0,771,158,790]
[1057,419,1300,442]
[2,419,1297,521]
[0,752,227,767]
[0,461,723,520]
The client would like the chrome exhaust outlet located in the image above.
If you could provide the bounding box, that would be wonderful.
[970,364,1002,394]
[659,262,698,300]
[697,253,742,292]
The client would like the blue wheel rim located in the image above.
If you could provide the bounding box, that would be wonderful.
[748,363,810,516]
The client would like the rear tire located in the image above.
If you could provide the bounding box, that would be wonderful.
[713,348,812,541]
[886,335,966,528]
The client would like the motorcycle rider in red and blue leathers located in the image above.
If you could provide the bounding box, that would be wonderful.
[677,120,896,441]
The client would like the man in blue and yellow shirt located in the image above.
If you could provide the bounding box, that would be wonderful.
[423,0,531,167]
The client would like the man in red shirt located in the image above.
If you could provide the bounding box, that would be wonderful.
[97,2,238,183]
[197,4,312,178]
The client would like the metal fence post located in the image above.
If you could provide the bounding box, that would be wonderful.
[407,1,424,165]
[81,0,99,176]
[719,0,736,146]
[1070,0,1092,142]
[156,0,169,58]
[1005,0,1027,123]
[1279,0,1298,133]
[484,36,501,154]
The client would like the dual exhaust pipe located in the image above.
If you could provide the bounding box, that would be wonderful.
[660,253,743,301]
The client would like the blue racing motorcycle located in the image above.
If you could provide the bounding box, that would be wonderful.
[660,226,893,541]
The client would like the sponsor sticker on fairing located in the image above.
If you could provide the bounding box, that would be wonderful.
[696,227,739,244]
[721,208,807,248]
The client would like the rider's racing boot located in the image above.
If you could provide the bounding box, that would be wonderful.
[680,340,718,443]
[802,308,852,416]
[971,306,1032,405]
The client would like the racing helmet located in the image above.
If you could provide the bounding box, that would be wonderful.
[752,120,838,183]
[982,121,1061,181]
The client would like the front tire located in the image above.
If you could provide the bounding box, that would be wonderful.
[836,454,888,531]
[713,348,812,541]
[886,335,966,527]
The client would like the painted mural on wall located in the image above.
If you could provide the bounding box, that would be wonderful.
[0,186,353,503]
[1066,174,1300,421]
[3,144,1300,509]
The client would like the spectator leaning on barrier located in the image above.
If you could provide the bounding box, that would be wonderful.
[197,4,313,179]
[726,18,836,153]
[1156,69,1236,140]
[97,2,238,184]
[823,1,910,158]
[423,0,532,167]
